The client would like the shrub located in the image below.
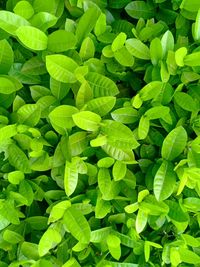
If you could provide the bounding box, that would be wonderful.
[0,0,200,266]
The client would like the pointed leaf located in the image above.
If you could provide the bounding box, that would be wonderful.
[72,111,101,131]
[154,161,176,201]
[46,54,78,83]
[16,26,47,51]
[161,126,188,161]
[63,206,91,243]
[86,72,119,97]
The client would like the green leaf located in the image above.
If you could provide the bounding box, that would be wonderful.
[0,124,17,142]
[38,228,62,257]
[101,120,139,150]
[179,248,200,264]
[180,0,200,12]
[94,13,107,36]
[112,161,127,181]
[21,56,46,76]
[8,170,24,185]
[49,105,78,134]
[107,234,121,260]
[184,52,200,67]
[16,26,47,51]
[112,32,127,52]
[90,227,112,243]
[63,206,91,243]
[87,96,116,117]
[181,234,200,247]
[111,107,138,124]
[102,143,136,163]
[3,230,23,244]
[79,37,95,61]
[166,200,188,222]
[144,106,170,120]
[154,161,176,201]
[69,131,88,157]
[86,72,119,97]
[125,1,155,19]
[183,197,200,212]
[114,46,134,67]
[136,209,148,233]
[174,91,197,112]
[17,104,41,127]
[161,30,174,57]
[126,38,150,60]
[193,8,200,41]
[0,76,18,94]
[63,258,81,267]
[161,126,188,161]
[64,161,79,196]
[72,111,101,131]
[30,12,58,32]
[8,144,31,173]
[46,54,78,83]
[175,47,187,67]
[150,37,163,65]
[138,115,150,140]
[13,1,34,20]
[0,10,30,35]
[21,242,39,261]
[95,196,111,219]
[76,81,93,109]
[139,81,163,101]
[48,200,71,223]
[76,7,100,46]
[0,39,14,74]
[48,30,76,52]
[98,168,120,200]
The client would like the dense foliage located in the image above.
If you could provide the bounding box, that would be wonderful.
[0,0,200,266]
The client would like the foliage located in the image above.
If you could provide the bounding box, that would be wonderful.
[0,0,199,266]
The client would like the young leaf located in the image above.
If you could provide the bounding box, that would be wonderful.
[13,1,34,20]
[111,32,127,52]
[154,160,176,201]
[101,120,139,150]
[8,144,31,173]
[86,72,119,97]
[47,30,76,52]
[161,126,188,161]
[112,161,127,181]
[184,52,200,67]
[46,54,78,83]
[49,105,78,134]
[86,96,116,117]
[17,104,41,127]
[72,111,101,131]
[161,30,174,57]
[111,107,138,124]
[174,91,197,112]
[125,1,155,19]
[38,228,62,257]
[0,39,14,74]
[150,37,163,65]
[16,26,47,51]
[126,38,150,60]
[63,206,91,243]
[0,10,30,35]
[136,209,148,233]
[76,7,100,46]
[138,115,150,140]
[64,161,79,197]
[48,200,71,223]
[107,234,121,260]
